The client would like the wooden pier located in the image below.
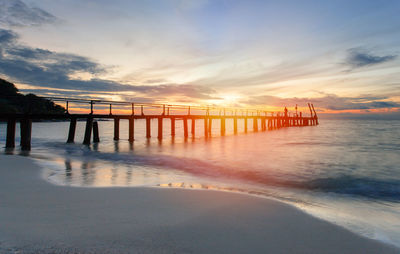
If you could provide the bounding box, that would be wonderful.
[0,98,319,151]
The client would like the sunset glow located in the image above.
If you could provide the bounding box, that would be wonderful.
[0,0,399,117]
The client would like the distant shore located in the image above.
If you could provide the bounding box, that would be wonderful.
[0,155,397,254]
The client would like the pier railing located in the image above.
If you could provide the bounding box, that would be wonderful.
[0,96,319,151]
[46,97,278,116]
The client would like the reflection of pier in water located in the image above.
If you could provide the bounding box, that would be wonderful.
[60,156,179,187]
[1,97,318,151]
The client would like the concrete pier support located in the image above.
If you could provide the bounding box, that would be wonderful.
[261,118,266,131]
[233,117,238,134]
[93,121,100,143]
[83,117,93,145]
[183,118,188,138]
[6,118,16,148]
[221,118,226,136]
[20,118,32,151]
[113,118,120,140]
[129,117,134,142]
[208,118,212,134]
[146,117,151,138]
[67,118,77,143]
[158,117,163,139]
[171,117,175,136]
[191,118,195,137]
[253,118,258,132]
[264,118,267,131]
[204,117,208,137]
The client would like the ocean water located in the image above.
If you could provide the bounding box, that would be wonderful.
[1,118,400,247]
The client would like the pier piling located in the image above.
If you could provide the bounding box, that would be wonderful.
[204,117,208,137]
[183,118,188,138]
[83,117,93,145]
[20,118,32,151]
[171,117,175,136]
[253,118,258,132]
[114,118,120,140]
[93,121,100,143]
[67,118,77,143]
[221,118,226,136]
[158,117,163,139]
[208,118,212,135]
[6,118,16,148]
[129,117,134,142]
[146,117,151,138]
[191,118,195,137]
[233,117,238,134]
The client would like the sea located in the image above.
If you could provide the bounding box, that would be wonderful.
[1,118,400,247]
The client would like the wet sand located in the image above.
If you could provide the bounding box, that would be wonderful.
[0,154,397,254]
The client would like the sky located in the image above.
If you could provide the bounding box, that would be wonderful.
[0,0,400,116]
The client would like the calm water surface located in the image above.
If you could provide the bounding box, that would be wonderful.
[1,119,400,247]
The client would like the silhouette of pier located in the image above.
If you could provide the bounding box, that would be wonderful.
[1,97,319,151]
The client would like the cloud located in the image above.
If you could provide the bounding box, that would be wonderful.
[145,84,217,99]
[0,0,58,27]
[346,48,397,68]
[245,93,400,111]
[0,33,121,91]
[0,29,17,44]
[0,28,217,101]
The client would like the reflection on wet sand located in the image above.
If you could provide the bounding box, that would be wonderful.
[125,168,132,185]
[56,155,190,187]
[114,141,119,152]
[65,159,72,180]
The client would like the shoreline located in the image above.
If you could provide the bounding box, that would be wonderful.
[0,154,398,253]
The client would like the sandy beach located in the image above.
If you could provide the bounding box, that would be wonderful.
[0,155,397,254]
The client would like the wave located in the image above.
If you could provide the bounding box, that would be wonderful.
[299,176,400,200]
[41,142,400,202]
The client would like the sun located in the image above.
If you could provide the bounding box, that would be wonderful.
[220,94,241,105]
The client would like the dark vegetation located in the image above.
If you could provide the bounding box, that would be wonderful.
[0,78,65,114]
